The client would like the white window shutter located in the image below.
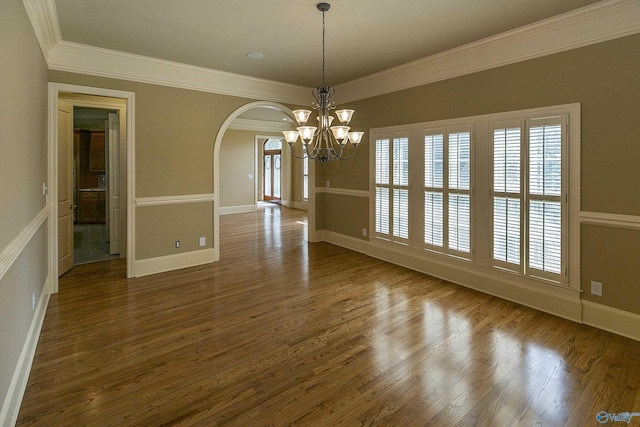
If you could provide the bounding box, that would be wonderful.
[374,136,410,243]
[491,118,564,282]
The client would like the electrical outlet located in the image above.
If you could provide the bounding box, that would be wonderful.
[362,228,367,237]
[199,237,206,247]
[590,280,603,296]
[175,240,181,248]
[32,292,36,310]
[326,180,330,187]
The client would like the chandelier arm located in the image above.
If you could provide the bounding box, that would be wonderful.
[290,148,309,160]
[307,136,322,159]
[336,152,357,161]
[333,144,358,161]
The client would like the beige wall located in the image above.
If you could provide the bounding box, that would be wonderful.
[316,193,368,238]
[49,71,251,197]
[48,71,261,260]
[0,0,49,411]
[0,2,48,248]
[291,155,308,207]
[47,71,307,260]
[581,224,640,313]
[319,34,640,315]
[136,203,213,259]
[219,130,257,208]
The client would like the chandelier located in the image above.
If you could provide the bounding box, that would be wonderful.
[282,2,364,163]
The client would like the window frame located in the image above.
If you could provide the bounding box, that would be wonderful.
[302,156,309,201]
[370,103,580,290]
[490,116,568,285]
[372,133,411,245]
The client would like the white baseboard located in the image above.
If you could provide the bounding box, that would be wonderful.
[219,205,257,215]
[319,230,640,341]
[134,248,216,277]
[318,229,583,323]
[582,300,640,342]
[0,278,50,427]
[289,201,308,211]
[315,230,370,255]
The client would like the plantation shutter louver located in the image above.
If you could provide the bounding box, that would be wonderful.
[492,126,522,266]
[374,136,410,244]
[528,121,563,276]
[375,138,390,236]
[393,137,410,240]
[424,133,444,247]
[448,132,471,254]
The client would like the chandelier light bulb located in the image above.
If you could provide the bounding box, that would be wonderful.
[347,131,364,145]
[335,109,354,125]
[297,126,317,142]
[292,109,312,125]
[317,115,334,128]
[282,130,300,144]
[330,126,350,142]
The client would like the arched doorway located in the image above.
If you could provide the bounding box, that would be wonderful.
[212,101,316,261]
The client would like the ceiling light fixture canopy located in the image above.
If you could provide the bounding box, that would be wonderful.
[283,2,363,163]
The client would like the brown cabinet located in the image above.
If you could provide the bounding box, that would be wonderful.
[89,132,106,172]
[75,129,104,189]
[78,191,105,224]
[75,129,107,224]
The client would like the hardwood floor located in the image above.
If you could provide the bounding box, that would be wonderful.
[17,204,640,426]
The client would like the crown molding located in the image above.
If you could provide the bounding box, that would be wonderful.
[47,41,311,104]
[227,118,294,132]
[22,0,60,61]
[25,0,640,104]
[336,0,640,102]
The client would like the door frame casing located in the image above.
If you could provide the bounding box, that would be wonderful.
[263,147,282,201]
[48,83,135,292]
[107,112,121,255]
[59,95,126,257]
[255,135,289,206]
[56,100,74,276]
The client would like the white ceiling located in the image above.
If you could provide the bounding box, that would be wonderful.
[53,0,603,88]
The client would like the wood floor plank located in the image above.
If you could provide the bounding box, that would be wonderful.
[16,204,640,426]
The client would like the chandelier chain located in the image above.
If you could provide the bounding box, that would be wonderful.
[322,8,326,87]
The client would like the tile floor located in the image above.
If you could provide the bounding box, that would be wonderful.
[74,224,119,264]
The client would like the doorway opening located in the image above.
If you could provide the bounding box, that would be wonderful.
[50,83,134,292]
[58,94,126,274]
[72,107,120,264]
[263,138,282,203]
[213,101,316,262]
